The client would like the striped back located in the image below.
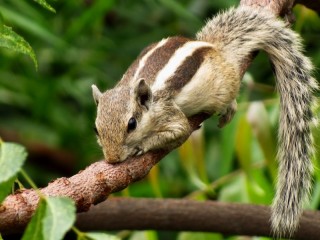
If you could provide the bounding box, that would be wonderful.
[119,37,214,97]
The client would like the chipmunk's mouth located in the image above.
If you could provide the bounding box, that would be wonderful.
[133,147,143,157]
[116,146,144,162]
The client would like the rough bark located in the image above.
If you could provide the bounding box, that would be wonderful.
[240,0,293,19]
[0,115,207,236]
[240,0,320,16]
[0,0,319,237]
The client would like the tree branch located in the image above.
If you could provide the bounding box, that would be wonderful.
[0,0,318,237]
[0,115,207,236]
[240,0,320,16]
[76,198,320,240]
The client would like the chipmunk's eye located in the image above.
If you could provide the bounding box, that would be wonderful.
[127,117,137,132]
[94,127,99,136]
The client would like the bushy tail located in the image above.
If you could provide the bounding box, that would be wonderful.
[197,6,318,237]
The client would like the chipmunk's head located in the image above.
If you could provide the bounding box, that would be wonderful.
[92,79,153,163]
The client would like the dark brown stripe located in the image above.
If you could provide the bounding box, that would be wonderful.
[166,46,211,93]
[137,37,190,85]
[118,42,157,86]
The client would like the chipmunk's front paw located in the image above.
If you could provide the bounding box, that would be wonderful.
[218,100,237,128]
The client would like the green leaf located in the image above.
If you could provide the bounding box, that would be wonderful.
[148,165,163,198]
[245,170,273,205]
[178,134,207,190]
[235,114,253,174]
[220,113,240,177]
[22,198,46,239]
[86,232,120,240]
[0,142,27,182]
[0,176,17,203]
[178,232,223,240]
[158,0,201,24]
[22,197,76,240]
[0,12,3,29]
[0,6,65,48]
[219,174,249,203]
[145,231,158,240]
[32,0,56,13]
[0,25,37,69]
[247,102,277,179]
[66,0,115,40]
[310,180,320,209]
[0,142,27,202]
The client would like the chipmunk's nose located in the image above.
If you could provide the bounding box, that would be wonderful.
[103,149,121,163]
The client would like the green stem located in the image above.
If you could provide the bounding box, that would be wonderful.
[20,169,38,189]
[15,179,25,190]
[72,226,85,238]
[20,168,45,199]
[187,162,265,199]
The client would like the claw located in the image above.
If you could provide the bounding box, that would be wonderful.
[218,100,237,128]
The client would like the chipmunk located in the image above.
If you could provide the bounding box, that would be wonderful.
[92,6,317,238]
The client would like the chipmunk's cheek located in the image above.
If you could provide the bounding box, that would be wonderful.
[118,146,133,162]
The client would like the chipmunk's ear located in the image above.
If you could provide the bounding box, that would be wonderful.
[134,79,152,110]
[92,85,102,105]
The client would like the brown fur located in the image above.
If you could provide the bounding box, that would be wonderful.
[93,6,317,238]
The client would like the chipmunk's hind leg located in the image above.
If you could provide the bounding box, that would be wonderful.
[218,100,237,128]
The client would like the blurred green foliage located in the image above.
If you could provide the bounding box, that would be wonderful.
[0,141,27,202]
[0,0,319,239]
